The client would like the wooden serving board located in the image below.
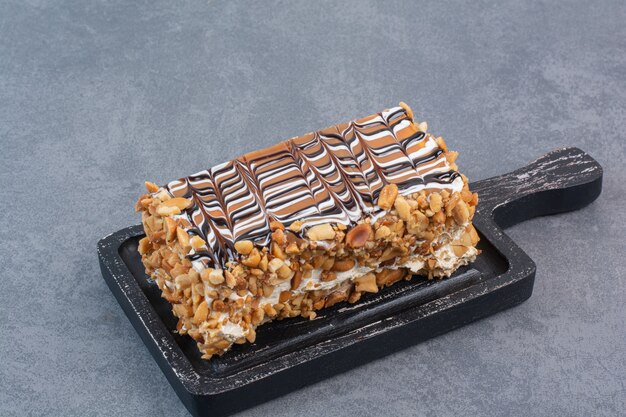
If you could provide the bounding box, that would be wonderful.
[98,147,602,417]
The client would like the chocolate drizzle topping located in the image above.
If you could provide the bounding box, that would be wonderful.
[165,106,462,268]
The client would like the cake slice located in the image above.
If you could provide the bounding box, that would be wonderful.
[136,102,480,358]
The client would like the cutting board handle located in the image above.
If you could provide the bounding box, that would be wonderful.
[471,147,603,229]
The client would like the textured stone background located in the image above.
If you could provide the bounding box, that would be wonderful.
[1,0,625,416]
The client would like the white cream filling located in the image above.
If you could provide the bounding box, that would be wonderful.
[220,320,246,341]
[300,266,372,291]
[403,258,426,273]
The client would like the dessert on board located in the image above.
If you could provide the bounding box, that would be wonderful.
[136,102,480,358]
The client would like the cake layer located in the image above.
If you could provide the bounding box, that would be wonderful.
[136,103,480,358]
[162,104,464,270]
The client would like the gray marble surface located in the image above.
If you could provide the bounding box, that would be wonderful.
[1,0,625,416]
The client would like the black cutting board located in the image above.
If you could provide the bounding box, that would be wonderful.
[98,147,602,417]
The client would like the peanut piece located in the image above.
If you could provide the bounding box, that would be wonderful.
[234,240,254,255]
[163,197,191,209]
[380,247,403,262]
[446,151,458,164]
[461,189,474,203]
[271,242,286,260]
[290,270,302,290]
[138,237,151,255]
[435,136,448,152]
[325,291,347,308]
[345,223,372,248]
[466,224,480,246]
[459,231,473,247]
[135,196,151,211]
[312,255,325,269]
[407,210,429,234]
[272,228,286,245]
[145,181,160,193]
[376,269,405,286]
[321,257,335,271]
[399,101,414,120]
[251,307,265,325]
[306,223,336,241]
[277,265,293,280]
[332,258,356,272]
[452,245,468,257]
[193,301,208,325]
[269,220,284,231]
[355,273,378,293]
[249,267,263,277]
[394,196,411,221]
[429,193,443,212]
[176,227,191,251]
[378,184,399,210]
[289,220,303,232]
[200,268,212,283]
[156,205,180,216]
[268,257,284,273]
[164,217,177,242]
[175,274,192,289]
[445,193,460,216]
[241,248,261,268]
[157,198,192,216]
[263,304,277,317]
[285,243,300,255]
[190,235,205,250]
[416,193,428,210]
[348,291,362,304]
[224,270,236,288]
[432,210,446,224]
[259,254,268,272]
[188,270,199,283]
[279,291,292,303]
[208,269,225,286]
[453,200,470,224]
[468,205,476,220]
[215,338,233,350]
[263,282,273,297]
[173,303,190,318]
[375,225,391,240]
